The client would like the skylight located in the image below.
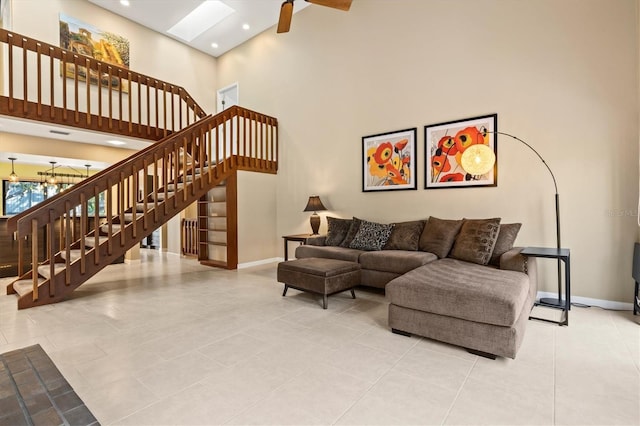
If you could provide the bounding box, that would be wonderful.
[167,1,235,42]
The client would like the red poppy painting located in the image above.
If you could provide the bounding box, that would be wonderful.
[362,128,417,192]
[424,114,497,189]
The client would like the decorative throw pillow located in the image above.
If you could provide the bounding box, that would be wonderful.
[340,217,362,248]
[489,223,522,266]
[349,220,394,251]
[383,220,426,251]
[418,217,463,258]
[325,217,352,246]
[450,218,502,265]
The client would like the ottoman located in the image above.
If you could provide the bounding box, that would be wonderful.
[277,258,360,309]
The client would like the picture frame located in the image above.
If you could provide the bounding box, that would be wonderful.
[59,13,131,93]
[424,113,497,189]
[362,128,417,192]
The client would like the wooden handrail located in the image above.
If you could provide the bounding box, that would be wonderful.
[0,28,206,139]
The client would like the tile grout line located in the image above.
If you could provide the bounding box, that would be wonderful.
[440,355,478,425]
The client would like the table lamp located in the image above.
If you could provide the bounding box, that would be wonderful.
[303,195,327,235]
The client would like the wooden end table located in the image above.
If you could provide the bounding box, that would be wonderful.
[282,234,314,261]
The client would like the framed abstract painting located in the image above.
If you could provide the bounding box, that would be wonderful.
[424,114,497,189]
[362,128,417,192]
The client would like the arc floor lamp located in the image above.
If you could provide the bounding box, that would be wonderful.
[461,131,563,307]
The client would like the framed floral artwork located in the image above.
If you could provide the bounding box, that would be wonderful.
[424,114,497,189]
[362,128,417,192]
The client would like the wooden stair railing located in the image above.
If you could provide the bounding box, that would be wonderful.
[0,28,206,140]
[6,105,278,309]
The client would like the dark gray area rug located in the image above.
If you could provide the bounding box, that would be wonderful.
[0,344,99,426]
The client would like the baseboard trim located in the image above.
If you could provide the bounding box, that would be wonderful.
[124,259,141,265]
[536,291,634,311]
[238,258,282,269]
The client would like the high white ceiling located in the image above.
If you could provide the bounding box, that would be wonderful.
[87,0,312,58]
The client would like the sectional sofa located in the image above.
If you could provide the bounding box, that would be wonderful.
[294,216,538,359]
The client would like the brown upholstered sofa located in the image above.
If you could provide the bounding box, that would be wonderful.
[294,216,538,359]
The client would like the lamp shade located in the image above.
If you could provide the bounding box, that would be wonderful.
[460,144,495,176]
[303,196,327,212]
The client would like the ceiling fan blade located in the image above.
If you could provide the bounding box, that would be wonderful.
[277,1,294,33]
[305,0,352,11]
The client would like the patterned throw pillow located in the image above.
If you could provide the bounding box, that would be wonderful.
[383,220,426,251]
[325,217,352,246]
[340,217,362,248]
[450,218,502,265]
[418,217,463,258]
[349,220,394,251]
[489,223,522,266]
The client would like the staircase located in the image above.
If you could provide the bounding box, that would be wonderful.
[1,29,278,309]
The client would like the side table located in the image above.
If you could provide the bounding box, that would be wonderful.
[521,246,571,326]
[282,234,314,261]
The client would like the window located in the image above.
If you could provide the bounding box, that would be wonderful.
[3,180,106,216]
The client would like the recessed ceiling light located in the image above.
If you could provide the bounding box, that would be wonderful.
[167,1,235,42]
[107,140,126,146]
[211,42,219,49]
[242,23,250,30]
[120,0,130,6]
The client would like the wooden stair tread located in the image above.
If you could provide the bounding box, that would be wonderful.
[12,278,45,297]
[37,264,66,279]
[84,236,109,248]
[60,249,83,263]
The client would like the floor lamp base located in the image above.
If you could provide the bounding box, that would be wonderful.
[538,297,565,307]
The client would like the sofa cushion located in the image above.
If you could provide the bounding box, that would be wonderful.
[295,245,363,262]
[386,258,529,327]
[418,217,463,258]
[349,220,394,251]
[340,217,362,248]
[450,218,501,265]
[325,217,352,246]
[359,250,437,275]
[489,223,522,266]
[383,220,426,251]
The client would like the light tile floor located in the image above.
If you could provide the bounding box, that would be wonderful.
[0,249,638,425]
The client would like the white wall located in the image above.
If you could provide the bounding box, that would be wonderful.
[218,0,639,303]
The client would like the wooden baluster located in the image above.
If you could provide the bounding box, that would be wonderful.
[86,58,91,125]
[22,37,27,114]
[119,172,125,247]
[143,159,149,230]
[223,115,227,173]
[107,178,113,255]
[146,78,151,136]
[36,43,42,117]
[47,212,55,297]
[31,219,38,301]
[97,62,103,128]
[153,155,159,222]
[164,148,170,215]
[49,47,54,119]
[62,51,67,121]
[65,202,71,285]
[162,83,167,138]
[207,126,213,182]
[215,122,220,179]
[155,83,159,138]
[74,55,79,123]
[178,88,183,130]
[94,187,100,265]
[132,166,138,239]
[243,114,248,167]
[183,138,189,200]
[137,76,142,136]
[8,33,14,111]
[249,112,254,168]
[108,66,113,129]
[199,128,205,189]
[171,87,176,133]
[80,193,86,274]
[128,72,133,132]
[118,71,123,130]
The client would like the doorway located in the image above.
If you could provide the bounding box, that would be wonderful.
[217,82,238,113]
